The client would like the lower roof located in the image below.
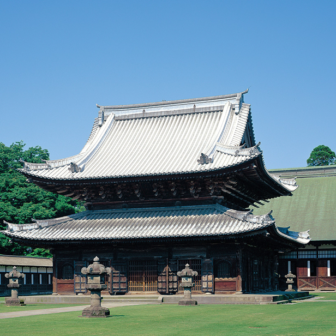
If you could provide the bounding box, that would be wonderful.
[3,204,309,245]
[253,172,336,241]
[0,255,52,267]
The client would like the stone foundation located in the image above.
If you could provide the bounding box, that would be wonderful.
[81,306,110,318]
[178,299,198,306]
[5,298,25,306]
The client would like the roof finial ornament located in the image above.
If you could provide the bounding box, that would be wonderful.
[96,104,101,108]
[197,153,213,165]
[68,162,81,173]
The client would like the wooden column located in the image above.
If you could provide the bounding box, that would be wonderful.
[52,250,58,295]
[236,247,243,294]
[274,254,279,291]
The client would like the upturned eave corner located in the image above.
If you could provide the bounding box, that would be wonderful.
[275,226,311,246]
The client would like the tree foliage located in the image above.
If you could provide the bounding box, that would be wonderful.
[0,141,85,257]
[307,145,336,167]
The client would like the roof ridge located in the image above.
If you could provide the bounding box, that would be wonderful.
[98,90,249,110]
[114,106,223,121]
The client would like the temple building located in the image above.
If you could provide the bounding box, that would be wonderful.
[0,255,53,296]
[2,90,310,295]
[253,165,336,291]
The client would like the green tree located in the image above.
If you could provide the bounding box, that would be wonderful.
[0,141,85,257]
[307,145,336,166]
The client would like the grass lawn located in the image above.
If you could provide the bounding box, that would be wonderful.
[1,301,336,336]
[0,303,83,313]
[310,292,336,300]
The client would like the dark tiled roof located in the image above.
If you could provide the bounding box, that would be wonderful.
[3,205,309,244]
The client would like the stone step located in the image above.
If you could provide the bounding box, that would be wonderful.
[103,296,159,300]
[104,299,161,304]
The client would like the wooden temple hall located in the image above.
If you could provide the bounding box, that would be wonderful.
[3,90,310,295]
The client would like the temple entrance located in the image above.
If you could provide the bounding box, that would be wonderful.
[128,261,158,292]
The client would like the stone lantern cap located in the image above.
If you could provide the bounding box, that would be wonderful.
[285,271,296,279]
[81,257,112,276]
[5,266,25,279]
[81,257,112,291]
[5,266,25,289]
[285,271,296,283]
[177,264,198,277]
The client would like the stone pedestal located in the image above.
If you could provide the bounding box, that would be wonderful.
[285,271,296,292]
[177,264,198,306]
[81,257,112,318]
[5,266,25,306]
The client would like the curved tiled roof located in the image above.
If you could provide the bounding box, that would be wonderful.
[18,92,296,196]
[19,92,261,178]
[21,107,256,179]
[3,205,310,244]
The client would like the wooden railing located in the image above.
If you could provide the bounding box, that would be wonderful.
[297,276,336,291]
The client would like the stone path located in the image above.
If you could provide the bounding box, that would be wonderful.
[0,302,141,319]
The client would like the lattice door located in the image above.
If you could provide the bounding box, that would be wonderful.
[158,259,178,294]
[128,261,158,292]
[201,258,214,293]
[74,261,87,294]
[178,259,202,292]
[110,262,128,294]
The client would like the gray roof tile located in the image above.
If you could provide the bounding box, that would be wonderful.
[3,205,310,244]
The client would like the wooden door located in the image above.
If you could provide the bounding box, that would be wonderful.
[297,260,307,277]
[158,259,178,294]
[74,261,87,294]
[317,260,328,277]
[201,259,214,293]
[110,262,127,294]
[128,261,158,292]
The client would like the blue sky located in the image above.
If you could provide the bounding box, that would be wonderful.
[1,1,335,169]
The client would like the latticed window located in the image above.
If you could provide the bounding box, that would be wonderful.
[298,250,317,259]
[318,250,336,258]
[215,261,231,278]
[62,264,74,280]
[279,251,297,259]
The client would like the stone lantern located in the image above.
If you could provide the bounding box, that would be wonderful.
[5,266,25,306]
[81,256,112,318]
[177,263,198,305]
[285,271,296,292]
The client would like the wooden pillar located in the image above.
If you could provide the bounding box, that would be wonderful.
[248,256,252,293]
[316,245,319,290]
[268,257,272,291]
[52,250,58,295]
[273,254,279,291]
[236,247,243,294]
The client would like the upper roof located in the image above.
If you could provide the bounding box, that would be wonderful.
[253,166,336,242]
[3,204,310,245]
[18,91,291,189]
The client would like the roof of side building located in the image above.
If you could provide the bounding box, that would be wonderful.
[252,166,336,242]
[0,254,53,267]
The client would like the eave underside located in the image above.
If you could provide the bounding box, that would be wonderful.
[24,158,292,210]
